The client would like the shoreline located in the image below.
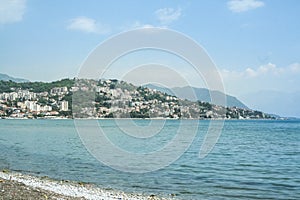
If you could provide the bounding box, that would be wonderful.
[0,170,175,200]
[0,117,281,120]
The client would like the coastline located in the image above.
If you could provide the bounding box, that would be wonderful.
[0,117,281,120]
[0,170,175,200]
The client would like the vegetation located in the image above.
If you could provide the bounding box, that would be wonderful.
[0,78,275,119]
[0,79,75,93]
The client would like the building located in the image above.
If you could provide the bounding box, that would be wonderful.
[51,87,68,95]
[60,100,68,111]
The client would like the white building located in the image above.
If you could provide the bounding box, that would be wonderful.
[60,100,68,111]
[17,102,27,109]
[33,104,40,112]
[51,87,68,95]
[25,101,35,111]
[41,105,52,112]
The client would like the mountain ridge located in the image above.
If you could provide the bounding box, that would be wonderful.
[0,78,273,119]
[144,84,248,109]
[0,73,29,83]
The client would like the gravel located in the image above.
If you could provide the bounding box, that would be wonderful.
[0,170,176,200]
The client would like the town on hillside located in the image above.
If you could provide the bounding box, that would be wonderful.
[0,79,274,119]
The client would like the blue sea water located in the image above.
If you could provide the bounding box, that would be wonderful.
[0,119,299,199]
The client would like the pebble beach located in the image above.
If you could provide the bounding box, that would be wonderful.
[0,171,175,200]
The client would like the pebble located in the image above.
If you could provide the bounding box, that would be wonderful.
[0,171,177,200]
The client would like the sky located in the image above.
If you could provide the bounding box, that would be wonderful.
[1,0,300,116]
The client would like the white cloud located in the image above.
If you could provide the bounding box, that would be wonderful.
[0,0,26,24]
[289,63,300,73]
[127,21,155,29]
[67,16,109,34]
[245,67,257,77]
[221,63,300,97]
[155,7,182,25]
[120,20,167,32]
[222,63,300,79]
[227,0,264,13]
[120,7,182,31]
[246,63,278,77]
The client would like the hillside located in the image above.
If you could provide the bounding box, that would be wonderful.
[144,84,248,109]
[0,78,75,93]
[0,78,273,119]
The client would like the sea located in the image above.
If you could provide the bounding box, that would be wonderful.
[0,119,299,199]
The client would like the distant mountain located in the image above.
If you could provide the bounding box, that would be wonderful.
[0,73,28,83]
[144,84,248,109]
[240,90,300,118]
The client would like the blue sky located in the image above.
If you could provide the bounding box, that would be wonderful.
[1,0,300,116]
